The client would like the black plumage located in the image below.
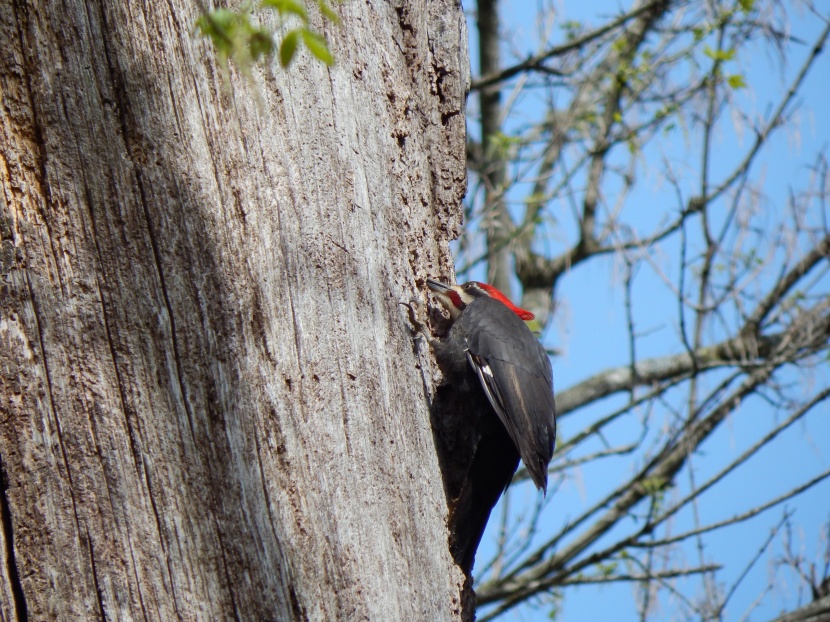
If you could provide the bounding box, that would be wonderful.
[429,286,556,573]
[462,297,556,491]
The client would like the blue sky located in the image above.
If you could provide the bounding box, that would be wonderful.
[461,2,830,620]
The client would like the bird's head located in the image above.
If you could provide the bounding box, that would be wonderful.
[426,279,536,321]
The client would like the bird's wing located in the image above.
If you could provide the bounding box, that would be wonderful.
[463,298,557,492]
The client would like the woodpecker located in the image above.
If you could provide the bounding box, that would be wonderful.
[426,279,556,573]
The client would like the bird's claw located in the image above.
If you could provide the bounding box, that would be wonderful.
[400,297,428,338]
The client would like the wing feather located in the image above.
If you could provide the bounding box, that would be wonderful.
[462,297,557,492]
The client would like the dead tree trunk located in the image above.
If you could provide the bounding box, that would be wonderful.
[0,0,469,618]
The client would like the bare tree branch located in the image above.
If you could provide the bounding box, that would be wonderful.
[558,564,722,586]
[471,0,673,91]
[557,306,830,417]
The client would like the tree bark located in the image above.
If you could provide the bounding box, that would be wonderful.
[0,0,469,619]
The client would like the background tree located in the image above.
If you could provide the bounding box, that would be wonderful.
[0,0,471,619]
[462,0,830,620]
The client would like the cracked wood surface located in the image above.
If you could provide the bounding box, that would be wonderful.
[0,0,469,619]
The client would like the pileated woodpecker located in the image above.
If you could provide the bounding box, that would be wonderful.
[426,279,556,573]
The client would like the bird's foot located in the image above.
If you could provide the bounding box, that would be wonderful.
[400,297,428,341]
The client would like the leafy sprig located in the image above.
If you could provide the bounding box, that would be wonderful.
[196,0,338,73]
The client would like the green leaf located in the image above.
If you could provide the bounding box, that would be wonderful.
[524,318,542,337]
[199,8,236,32]
[489,131,521,148]
[727,74,747,89]
[524,192,547,207]
[301,29,334,65]
[738,0,755,12]
[261,0,308,21]
[196,9,257,68]
[317,0,340,23]
[280,29,301,67]
[642,476,668,495]
[703,45,736,62]
[195,9,238,56]
[249,29,274,61]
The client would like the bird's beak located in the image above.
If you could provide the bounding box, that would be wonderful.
[427,279,452,293]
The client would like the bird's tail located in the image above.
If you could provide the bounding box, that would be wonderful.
[449,424,520,574]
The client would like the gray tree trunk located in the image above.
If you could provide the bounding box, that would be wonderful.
[0,0,469,619]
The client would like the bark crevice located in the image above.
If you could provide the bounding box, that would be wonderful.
[0,453,28,622]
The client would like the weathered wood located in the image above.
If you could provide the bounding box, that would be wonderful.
[0,0,468,618]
